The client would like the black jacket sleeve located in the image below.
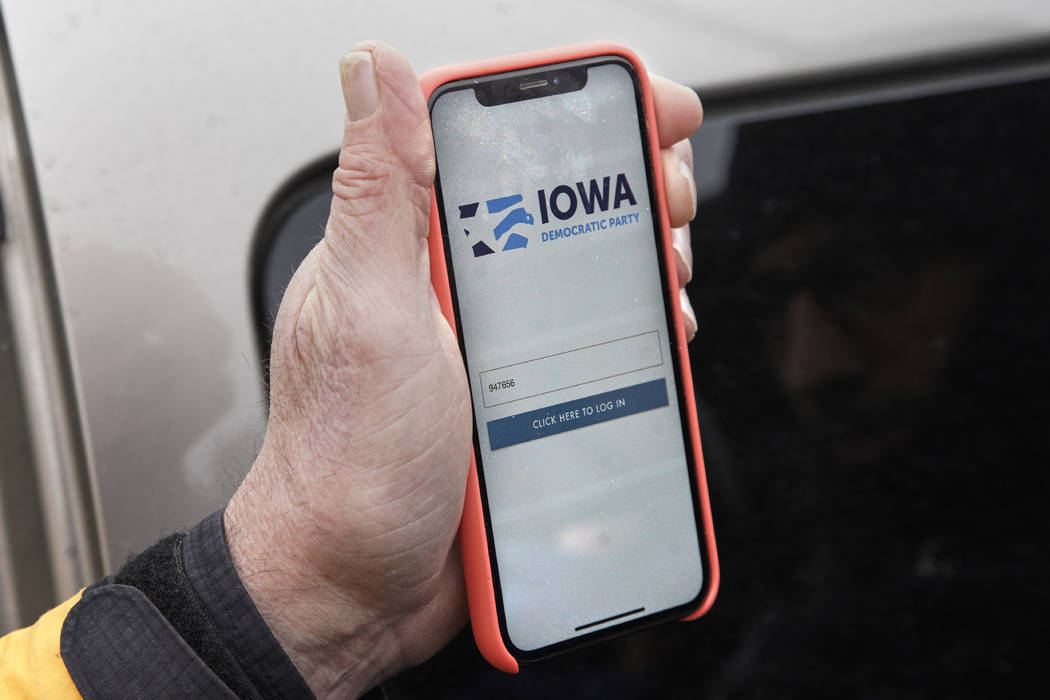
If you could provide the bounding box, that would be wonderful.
[60,511,317,700]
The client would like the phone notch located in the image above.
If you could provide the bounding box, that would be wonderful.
[474,65,588,107]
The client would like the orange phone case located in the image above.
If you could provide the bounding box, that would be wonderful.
[419,41,719,673]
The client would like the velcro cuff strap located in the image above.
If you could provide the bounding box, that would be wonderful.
[60,583,238,699]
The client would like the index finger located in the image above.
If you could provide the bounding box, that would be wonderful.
[650,73,703,148]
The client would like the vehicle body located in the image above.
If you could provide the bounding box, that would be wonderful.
[1,2,1047,695]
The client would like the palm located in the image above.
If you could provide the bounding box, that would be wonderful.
[264,49,471,639]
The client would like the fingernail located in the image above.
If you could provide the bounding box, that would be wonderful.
[672,225,693,283]
[674,248,692,285]
[680,288,698,341]
[679,158,697,221]
[339,51,378,122]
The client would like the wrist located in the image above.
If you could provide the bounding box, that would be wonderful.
[225,461,406,699]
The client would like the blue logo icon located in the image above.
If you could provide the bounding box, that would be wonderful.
[458,193,534,257]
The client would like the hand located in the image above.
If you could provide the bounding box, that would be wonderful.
[225,41,702,699]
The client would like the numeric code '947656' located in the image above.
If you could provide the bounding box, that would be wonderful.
[488,379,516,393]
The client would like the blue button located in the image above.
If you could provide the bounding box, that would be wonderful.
[486,378,669,450]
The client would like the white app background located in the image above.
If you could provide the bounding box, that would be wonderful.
[431,63,703,651]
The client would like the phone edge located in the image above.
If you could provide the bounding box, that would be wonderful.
[418,40,719,674]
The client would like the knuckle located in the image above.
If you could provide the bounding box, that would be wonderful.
[329,140,433,230]
[331,145,401,215]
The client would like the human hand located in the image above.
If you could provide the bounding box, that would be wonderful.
[225,41,702,699]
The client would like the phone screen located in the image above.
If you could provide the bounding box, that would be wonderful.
[430,58,704,654]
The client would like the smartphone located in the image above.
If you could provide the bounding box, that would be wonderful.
[421,43,718,672]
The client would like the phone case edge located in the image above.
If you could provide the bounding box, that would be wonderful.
[419,40,719,673]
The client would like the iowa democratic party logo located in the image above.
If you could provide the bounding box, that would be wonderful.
[458,194,533,258]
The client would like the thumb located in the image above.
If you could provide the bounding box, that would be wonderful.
[267,42,440,384]
[326,41,435,275]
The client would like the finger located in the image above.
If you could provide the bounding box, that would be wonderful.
[672,224,693,286]
[662,139,697,229]
[329,41,435,267]
[680,288,698,342]
[650,73,703,148]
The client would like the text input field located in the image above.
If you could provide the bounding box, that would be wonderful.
[480,331,663,408]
